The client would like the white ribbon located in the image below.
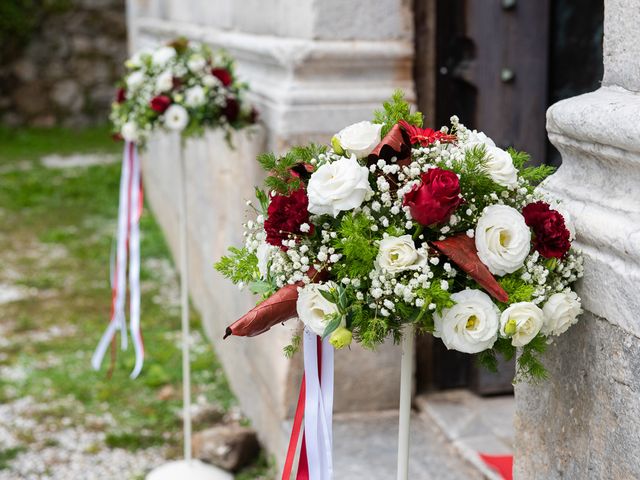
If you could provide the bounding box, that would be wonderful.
[303,328,335,480]
[92,141,145,378]
[128,145,144,379]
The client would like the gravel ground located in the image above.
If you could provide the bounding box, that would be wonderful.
[0,397,167,480]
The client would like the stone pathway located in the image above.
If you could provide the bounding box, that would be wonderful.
[329,391,514,479]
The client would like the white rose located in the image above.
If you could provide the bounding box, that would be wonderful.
[164,104,189,131]
[296,283,341,336]
[155,70,173,93]
[434,289,500,354]
[152,46,176,66]
[376,235,427,273]
[500,302,544,347]
[121,121,139,142]
[484,146,518,188]
[185,86,206,107]
[126,70,145,91]
[307,154,371,217]
[187,55,206,72]
[475,205,531,276]
[541,292,582,336]
[334,121,383,159]
[464,130,495,149]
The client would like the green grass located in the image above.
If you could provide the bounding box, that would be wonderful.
[0,447,26,470]
[0,128,272,479]
[0,125,120,164]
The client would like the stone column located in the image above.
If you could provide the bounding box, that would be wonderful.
[514,1,640,478]
[126,0,415,464]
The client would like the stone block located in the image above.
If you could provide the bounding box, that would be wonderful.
[515,312,640,479]
[603,0,640,92]
[192,424,260,472]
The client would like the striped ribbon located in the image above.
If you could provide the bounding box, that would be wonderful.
[92,141,145,379]
[282,330,334,479]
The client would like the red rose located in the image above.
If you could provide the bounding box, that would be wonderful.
[223,97,239,122]
[522,201,571,259]
[150,95,172,113]
[116,87,126,104]
[403,167,462,226]
[264,188,313,250]
[211,67,233,87]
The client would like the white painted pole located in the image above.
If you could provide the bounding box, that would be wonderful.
[178,140,192,463]
[396,324,415,480]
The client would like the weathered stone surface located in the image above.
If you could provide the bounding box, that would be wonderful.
[13,83,49,116]
[603,0,640,92]
[51,80,83,110]
[515,3,640,476]
[192,424,260,472]
[2,0,126,126]
[515,313,640,479]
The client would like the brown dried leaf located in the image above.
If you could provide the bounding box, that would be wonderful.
[431,234,509,303]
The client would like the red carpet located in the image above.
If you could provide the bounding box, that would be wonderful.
[479,454,513,480]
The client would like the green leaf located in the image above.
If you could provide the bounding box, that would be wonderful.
[319,288,338,305]
[322,314,343,339]
[214,247,259,285]
[372,90,423,137]
[248,280,275,296]
[255,187,269,215]
[520,164,556,185]
[284,333,302,358]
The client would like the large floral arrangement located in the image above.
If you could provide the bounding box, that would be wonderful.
[111,37,256,146]
[216,92,583,381]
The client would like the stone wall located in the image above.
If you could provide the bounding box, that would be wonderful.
[514,0,640,477]
[127,0,416,465]
[0,0,127,128]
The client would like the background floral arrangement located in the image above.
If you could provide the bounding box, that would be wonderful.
[111,37,256,146]
[216,92,583,381]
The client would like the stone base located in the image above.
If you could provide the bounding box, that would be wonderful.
[515,312,640,479]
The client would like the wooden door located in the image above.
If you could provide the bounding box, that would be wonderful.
[413,0,603,395]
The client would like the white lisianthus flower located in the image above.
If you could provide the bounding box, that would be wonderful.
[187,55,206,72]
[500,302,544,347]
[475,205,531,276]
[126,70,145,91]
[164,104,189,131]
[484,146,518,188]
[185,86,206,107]
[296,282,341,336]
[464,130,495,149]
[152,46,176,66]
[155,70,173,93]
[334,121,383,158]
[203,74,221,88]
[541,292,582,336]
[376,235,427,273]
[256,240,276,279]
[307,154,372,217]
[121,121,139,142]
[433,289,500,354]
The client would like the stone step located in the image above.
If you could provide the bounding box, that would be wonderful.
[329,410,484,479]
